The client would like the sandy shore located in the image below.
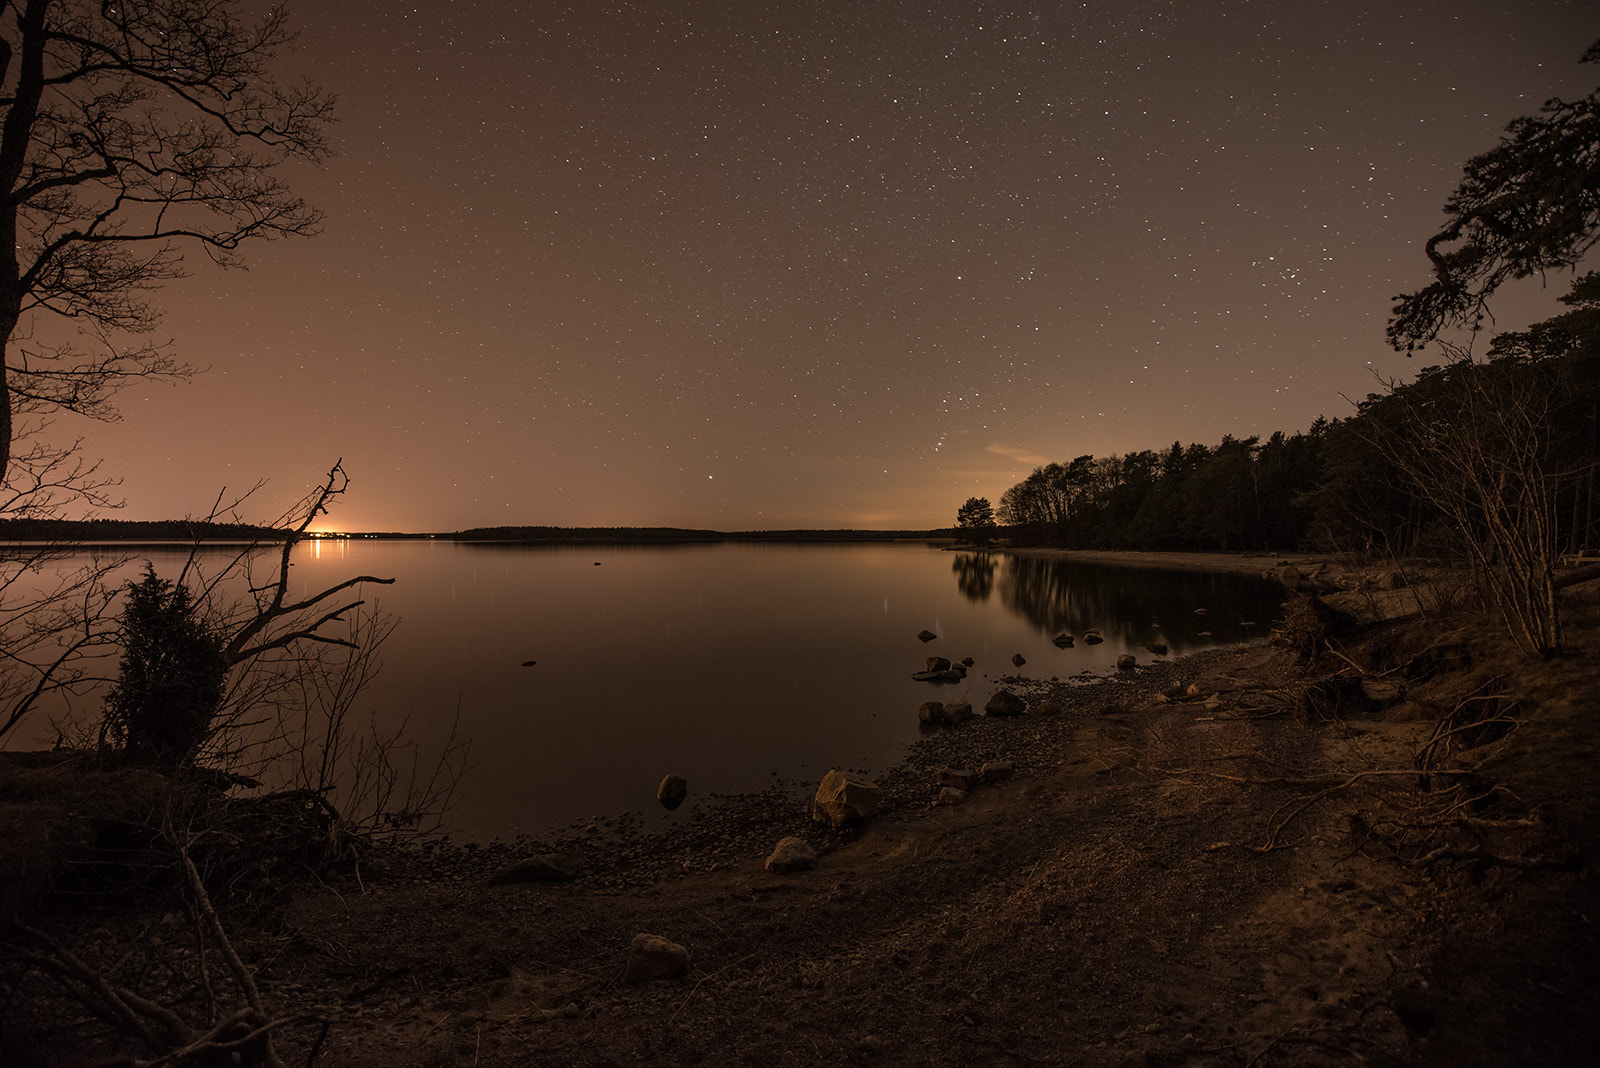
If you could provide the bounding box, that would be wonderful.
[992,545,1343,576]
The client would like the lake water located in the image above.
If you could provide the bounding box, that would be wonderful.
[13,541,1284,839]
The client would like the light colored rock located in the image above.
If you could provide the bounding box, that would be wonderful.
[488,854,576,885]
[623,934,691,984]
[937,768,980,790]
[657,773,688,810]
[934,787,968,807]
[765,836,817,873]
[1271,563,1303,590]
[812,769,882,828]
[980,761,1016,783]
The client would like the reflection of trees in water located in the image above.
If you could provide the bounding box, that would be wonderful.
[993,556,1284,651]
[951,552,997,602]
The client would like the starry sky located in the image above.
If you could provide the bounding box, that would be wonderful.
[68,0,1599,533]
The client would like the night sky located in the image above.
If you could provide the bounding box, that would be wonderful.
[72,1,1598,533]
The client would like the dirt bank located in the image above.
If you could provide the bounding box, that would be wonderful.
[6,582,1599,1066]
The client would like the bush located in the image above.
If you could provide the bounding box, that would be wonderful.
[103,566,228,769]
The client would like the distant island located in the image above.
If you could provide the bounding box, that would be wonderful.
[0,519,954,544]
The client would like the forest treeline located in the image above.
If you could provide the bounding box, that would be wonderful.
[451,526,940,543]
[994,272,1600,557]
[0,518,285,542]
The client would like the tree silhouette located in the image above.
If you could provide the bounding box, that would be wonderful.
[1388,41,1600,351]
[955,496,996,543]
[0,0,333,484]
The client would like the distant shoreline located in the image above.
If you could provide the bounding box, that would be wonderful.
[993,546,1340,576]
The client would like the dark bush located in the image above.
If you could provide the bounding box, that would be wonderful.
[103,567,228,769]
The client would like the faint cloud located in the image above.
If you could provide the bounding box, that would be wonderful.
[984,443,1052,467]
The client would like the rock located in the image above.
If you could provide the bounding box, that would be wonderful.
[765,837,817,873]
[657,773,688,810]
[1166,683,1186,698]
[1198,631,1212,637]
[911,668,965,683]
[1186,682,1204,695]
[1116,654,1136,671]
[961,656,975,666]
[1271,563,1303,590]
[1359,678,1405,709]
[1011,652,1026,667]
[1376,570,1407,590]
[937,768,980,790]
[1083,631,1103,645]
[488,854,577,885]
[520,659,537,667]
[934,787,968,807]
[812,769,882,828]
[984,690,1027,716]
[623,934,691,984]
[1194,608,1207,616]
[1204,694,1224,712]
[1146,643,1168,655]
[918,701,946,725]
[980,761,1015,783]
[917,629,938,642]
[1052,632,1074,648]
[942,701,973,725]
[925,656,952,672]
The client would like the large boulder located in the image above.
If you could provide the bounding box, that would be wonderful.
[623,934,691,984]
[984,690,1027,717]
[1270,563,1303,590]
[765,837,818,873]
[812,769,882,828]
[941,701,973,725]
[657,773,688,810]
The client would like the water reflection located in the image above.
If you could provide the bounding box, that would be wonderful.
[13,542,1285,840]
[950,551,997,602]
[987,554,1281,653]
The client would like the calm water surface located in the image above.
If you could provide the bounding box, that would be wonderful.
[26,541,1285,839]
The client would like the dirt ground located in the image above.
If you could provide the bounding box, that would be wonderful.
[5,565,1600,1066]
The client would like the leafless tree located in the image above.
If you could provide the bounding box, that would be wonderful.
[1358,344,1570,656]
[0,0,333,484]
